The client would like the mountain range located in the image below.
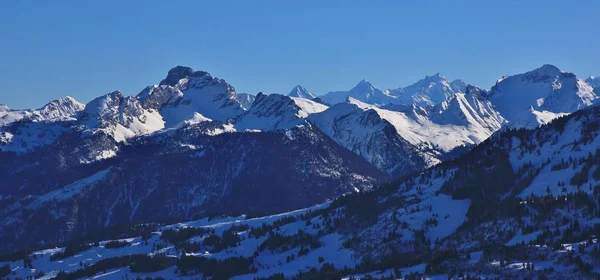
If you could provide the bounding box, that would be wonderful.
[0,64,599,279]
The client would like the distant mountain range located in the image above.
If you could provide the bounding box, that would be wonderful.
[0,64,598,256]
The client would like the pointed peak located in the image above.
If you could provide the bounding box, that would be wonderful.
[353,79,375,90]
[357,79,372,85]
[288,85,316,99]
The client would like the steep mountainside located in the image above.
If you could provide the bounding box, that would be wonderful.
[309,99,433,177]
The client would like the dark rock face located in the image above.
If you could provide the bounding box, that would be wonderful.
[160,66,195,86]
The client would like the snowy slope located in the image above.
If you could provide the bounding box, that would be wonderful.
[504,106,568,129]
[431,85,506,131]
[346,98,494,152]
[287,85,317,99]
[489,64,597,128]
[234,93,328,131]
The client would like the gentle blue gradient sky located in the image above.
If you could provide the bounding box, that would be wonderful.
[1,0,599,108]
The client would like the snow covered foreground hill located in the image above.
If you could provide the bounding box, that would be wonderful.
[2,103,600,279]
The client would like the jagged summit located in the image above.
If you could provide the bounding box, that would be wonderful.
[352,79,376,91]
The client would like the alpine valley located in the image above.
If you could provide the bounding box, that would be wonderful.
[1,64,600,279]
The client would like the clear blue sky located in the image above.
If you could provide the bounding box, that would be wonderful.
[1,0,599,109]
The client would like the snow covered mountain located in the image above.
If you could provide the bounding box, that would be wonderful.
[320,79,396,105]
[3,64,600,280]
[489,64,597,128]
[234,93,328,131]
[0,96,84,126]
[310,91,505,176]
[287,85,317,99]
[79,91,164,142]
[137,66,246,127]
